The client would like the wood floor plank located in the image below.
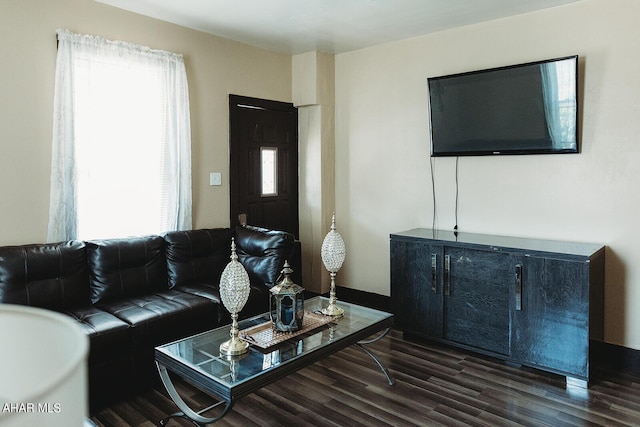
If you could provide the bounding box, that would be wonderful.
[293,368,409,425]
[90,330,640,426]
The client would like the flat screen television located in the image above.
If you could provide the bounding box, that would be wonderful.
[428,55,578,157]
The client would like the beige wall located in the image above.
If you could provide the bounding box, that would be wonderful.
[294,51,336,294]
[0,0,291,245]
[335,0,640,350]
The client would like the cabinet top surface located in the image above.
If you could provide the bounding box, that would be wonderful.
[391,228,604,258]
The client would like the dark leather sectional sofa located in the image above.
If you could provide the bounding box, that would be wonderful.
[0,225,295,408]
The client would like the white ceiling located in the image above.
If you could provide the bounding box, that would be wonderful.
[96,0,583,55]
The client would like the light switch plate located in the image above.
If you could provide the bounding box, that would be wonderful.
[209,172,222,186]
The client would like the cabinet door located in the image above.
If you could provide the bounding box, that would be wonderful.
[443,246,511,355]
[390,239,443,338]
[512,256,590,378]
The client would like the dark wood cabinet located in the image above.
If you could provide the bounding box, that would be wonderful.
[511,254,597,379]
[443,246,512,355]
[390,229,605,384]
[390,239,443,338]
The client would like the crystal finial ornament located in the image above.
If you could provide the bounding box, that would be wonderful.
[321,213,345,317]
[219,238,251,356]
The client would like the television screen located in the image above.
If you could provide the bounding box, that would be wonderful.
[428,55,578,157]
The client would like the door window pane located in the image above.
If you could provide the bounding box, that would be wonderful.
[261,147,278,197]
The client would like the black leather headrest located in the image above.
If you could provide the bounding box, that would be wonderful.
[163,228,232,288]
[86,235,166,304]
[234,225,295,288]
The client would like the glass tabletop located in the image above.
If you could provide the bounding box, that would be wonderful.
[155,297,392,396]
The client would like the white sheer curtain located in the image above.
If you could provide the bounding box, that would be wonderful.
[540,62,562,148]
[48,29,192,242]
[540,58,576,149]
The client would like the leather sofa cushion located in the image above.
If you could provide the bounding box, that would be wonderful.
[176,282,268,320]
[234,225,295,289]
[0,241,90,310]
[242,284,270,318]
[174,283,222,303]
[97,289,218,346]
[64,305,131,361]
[86,235,167,304]
[163,228,232,289]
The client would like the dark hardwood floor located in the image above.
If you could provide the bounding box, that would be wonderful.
[90,329,640,426]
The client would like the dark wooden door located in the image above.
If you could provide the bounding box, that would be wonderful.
[390,238,444,338]
[443,246,512,356]
[229,95,299,237]
[511,255,590,378]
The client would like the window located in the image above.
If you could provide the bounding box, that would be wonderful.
[260,147,278,197]
[48,30,192,241]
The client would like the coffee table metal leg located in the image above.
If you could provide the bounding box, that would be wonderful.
[356,327,395,385]
[156,362,234,426]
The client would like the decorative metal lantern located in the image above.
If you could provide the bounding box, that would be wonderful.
[321,213,346,317]
[270,261,305,332]
[219,238,251,356]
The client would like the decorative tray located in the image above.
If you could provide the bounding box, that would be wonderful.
[239,311,334,350]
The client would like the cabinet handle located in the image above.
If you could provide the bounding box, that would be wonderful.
[431,254,437,293]
[515,264,523,311]
[444,254,451,296]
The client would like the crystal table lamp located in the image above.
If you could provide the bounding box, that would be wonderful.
[219,238,251,356]
[321,213,346,317]
[0,305,89,427]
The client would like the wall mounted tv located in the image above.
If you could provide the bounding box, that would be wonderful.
[428,55,578,157]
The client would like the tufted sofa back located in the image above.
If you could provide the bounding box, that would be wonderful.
[0,226,295,312]
[163,228,232,289]
[86,235,167,304]
[0,241,90,310]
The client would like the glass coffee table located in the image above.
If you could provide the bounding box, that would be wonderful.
[155,296,394,426]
